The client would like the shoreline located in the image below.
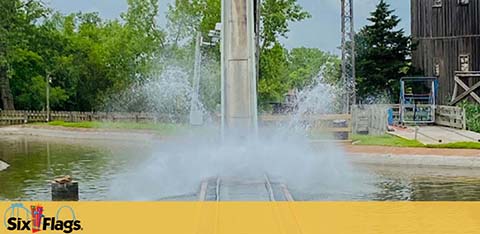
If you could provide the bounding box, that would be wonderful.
[344,144,480,157]
[0,125,159,141]
[349,153,480,168]
[344,145,480,168]
[1,125,479,168]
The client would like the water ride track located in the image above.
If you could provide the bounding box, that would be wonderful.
[199,175,294,201]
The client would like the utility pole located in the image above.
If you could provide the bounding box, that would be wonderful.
[341,0,356,113]
[46,72,51,122]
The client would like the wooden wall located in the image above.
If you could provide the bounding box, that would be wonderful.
[411,0,480,104]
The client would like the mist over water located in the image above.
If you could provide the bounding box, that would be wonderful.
[108,66,373,201]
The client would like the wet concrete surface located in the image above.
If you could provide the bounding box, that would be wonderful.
[390,125,480,144]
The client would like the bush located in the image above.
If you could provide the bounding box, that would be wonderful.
[460,101,480,132]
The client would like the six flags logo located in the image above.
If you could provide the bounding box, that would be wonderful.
[3,203,82,233]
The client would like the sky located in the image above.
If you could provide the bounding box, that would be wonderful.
[46,0,410,54]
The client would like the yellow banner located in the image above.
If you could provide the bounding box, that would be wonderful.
[1,202,479,234]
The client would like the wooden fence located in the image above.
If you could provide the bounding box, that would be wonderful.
[0,110,353,139]
[352,105,394,136]
[1,107,465,134]
[351,104,467,135]
[0,110,183,126]
[260,114,352,140]
[435,105,466,129]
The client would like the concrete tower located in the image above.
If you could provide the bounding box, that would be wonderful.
[221,0,258,137]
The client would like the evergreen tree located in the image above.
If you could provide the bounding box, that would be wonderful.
[355,0,413,103]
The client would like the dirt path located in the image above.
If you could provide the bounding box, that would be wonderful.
[344,145,480,157]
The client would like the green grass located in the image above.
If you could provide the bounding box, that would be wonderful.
[352,134,424,147]
[352,134,480,149]
[35,121,186,135]
[426,142,480,150]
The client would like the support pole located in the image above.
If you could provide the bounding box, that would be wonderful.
[190,32,204,126]
[46,73,50,122]
[341,0,356,113]
[221,0,258,138]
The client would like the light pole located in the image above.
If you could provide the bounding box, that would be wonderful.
[46,72,52,122]
[189,24,222,126]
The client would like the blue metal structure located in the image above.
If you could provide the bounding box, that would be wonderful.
[400,77,438,124]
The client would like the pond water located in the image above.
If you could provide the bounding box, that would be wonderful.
[1,135,479,201]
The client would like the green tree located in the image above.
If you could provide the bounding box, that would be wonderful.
[258,0,311,109]
[287,47,340,89]
[0,0,47,110]
[258,46,341,110]
[166,0,311,108]
[355,0,413,102]
[260,0,310,49]
[258,42,289,106]
[51,0,163,111]
[165,0,343,113]
[0,0,332,113]
[121,0,165,80]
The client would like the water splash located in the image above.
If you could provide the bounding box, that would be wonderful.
[104,66,207,122]
[109,132,371,200]
[108,65,373,201]
[274,65,344,136]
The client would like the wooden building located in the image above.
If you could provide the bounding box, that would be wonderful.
[411,0,480,104]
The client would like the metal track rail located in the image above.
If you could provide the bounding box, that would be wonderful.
[215,177,221,201]
[199,175,294,201]
[281,184,294,201]
[264,174,276,201]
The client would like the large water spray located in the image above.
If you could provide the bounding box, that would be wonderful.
[107,0,372,201]
[107,64,373,200]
